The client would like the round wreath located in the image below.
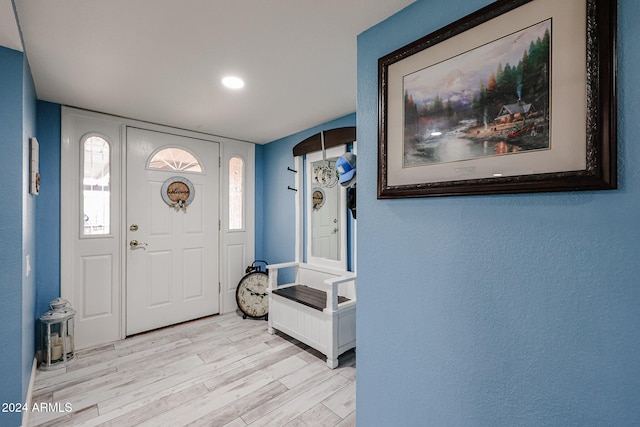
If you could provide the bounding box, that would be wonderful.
[161,176,195,210]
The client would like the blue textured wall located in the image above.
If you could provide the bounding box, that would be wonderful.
[356,0,640,425]
[255,143,266,258]
[0,46,25,427]
[35,102,61,320]
[256,113,356,268]
[0,45,37,427]
[22,54,37,405]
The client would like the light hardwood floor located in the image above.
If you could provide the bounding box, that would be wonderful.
[30,312,356,426]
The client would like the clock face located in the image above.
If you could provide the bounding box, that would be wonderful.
[236,271,269,318]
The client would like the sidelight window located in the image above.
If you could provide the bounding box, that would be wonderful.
[82,135,111,235]
[229,157,244,230]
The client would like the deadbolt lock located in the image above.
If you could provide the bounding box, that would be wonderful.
[130,224,139,232]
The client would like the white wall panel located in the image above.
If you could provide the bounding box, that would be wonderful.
[149,251,172,306]
[184,184,204,235]
[183,248,204,300]
[81,254,113,319]
[226,244,246,293]
[150,181,171,236]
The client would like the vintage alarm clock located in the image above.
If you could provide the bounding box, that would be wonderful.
[236,260,269,319]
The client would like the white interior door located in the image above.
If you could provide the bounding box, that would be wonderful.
[305,145,347,270]
[126,127,220,335]
[311,177,339,260]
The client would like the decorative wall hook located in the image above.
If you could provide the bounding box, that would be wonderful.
[287,167,298,173]
[287,186,298,192]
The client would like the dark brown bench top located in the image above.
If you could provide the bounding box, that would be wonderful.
[272,285,350,311]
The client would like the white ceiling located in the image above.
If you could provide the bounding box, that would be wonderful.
[0,0,21,51]
[5,0,414,144]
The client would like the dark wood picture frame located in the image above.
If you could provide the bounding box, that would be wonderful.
[377,0,616,199]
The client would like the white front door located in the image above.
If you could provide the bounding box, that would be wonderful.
[126,127,220,335]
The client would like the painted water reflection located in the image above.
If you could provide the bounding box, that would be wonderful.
[404,118,548,168]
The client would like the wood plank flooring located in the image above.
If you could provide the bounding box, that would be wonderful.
[30,312,356,426]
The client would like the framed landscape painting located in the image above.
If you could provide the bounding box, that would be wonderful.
[378,0,616,198]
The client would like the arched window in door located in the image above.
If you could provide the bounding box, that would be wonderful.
[82,135,111,235]
[148,147,203,172]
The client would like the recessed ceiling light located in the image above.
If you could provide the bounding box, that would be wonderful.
[222,76,245,89]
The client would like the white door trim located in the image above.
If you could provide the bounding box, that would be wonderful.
[220,141,255,314]
[304,145,347,271]
[60,108,123,349]
[61,107,255,348]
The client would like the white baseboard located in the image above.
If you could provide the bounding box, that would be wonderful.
[21,357,37,427]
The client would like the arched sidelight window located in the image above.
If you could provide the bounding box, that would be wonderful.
[148,147,202,172]
[229,157,244,230]
[82,135,111,235]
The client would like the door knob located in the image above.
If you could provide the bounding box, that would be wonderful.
[129,240,148,249]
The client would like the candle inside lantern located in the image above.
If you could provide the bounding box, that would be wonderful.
[51,345,63,361]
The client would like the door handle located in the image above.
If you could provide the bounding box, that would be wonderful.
[129,240,148,249]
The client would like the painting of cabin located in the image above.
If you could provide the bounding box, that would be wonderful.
[495,101,536,124]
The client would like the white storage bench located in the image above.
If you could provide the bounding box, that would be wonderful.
[267,262,356,369]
